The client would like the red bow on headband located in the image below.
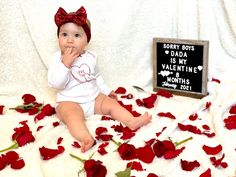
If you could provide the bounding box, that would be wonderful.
[54,6,87,27]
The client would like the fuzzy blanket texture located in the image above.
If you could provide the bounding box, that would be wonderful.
[0,0,236,177]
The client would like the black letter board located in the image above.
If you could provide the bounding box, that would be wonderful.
[153,38,209,98]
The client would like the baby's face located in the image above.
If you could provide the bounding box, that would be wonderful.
[58,22,88,55]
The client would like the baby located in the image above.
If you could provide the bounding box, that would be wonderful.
[48,6,152,152]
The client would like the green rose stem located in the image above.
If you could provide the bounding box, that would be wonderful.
[9,103,43,111]
[174,136,193,147]
[70,153,95,175]
[111,138,122,147]
[0,140,19,153]
[69,153,86,163]
[9,104,34,110]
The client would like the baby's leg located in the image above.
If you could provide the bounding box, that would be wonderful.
[95,94,152,130]
[56,101,94,152]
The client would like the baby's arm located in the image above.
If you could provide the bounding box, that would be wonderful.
[48,51,71,89]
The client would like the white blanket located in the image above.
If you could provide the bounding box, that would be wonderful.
[0,0,236,176]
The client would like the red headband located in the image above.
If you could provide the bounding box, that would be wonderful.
[54,6,91,42]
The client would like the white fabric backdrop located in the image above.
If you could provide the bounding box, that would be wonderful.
[1,0,236,99]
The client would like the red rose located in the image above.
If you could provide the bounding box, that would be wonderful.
[118,143,136,160]
[153,139,185,159]
[12,123,35,147]
[84,159,107,177]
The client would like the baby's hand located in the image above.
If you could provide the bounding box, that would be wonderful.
[108,91,117,100]
[61,47,80,68]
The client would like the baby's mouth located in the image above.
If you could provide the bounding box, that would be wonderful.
[65,46,75,49]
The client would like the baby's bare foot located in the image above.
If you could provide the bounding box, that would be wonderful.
[80,136,95,153]
[126,112,152,130]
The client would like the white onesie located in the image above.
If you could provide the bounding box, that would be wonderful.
[48,50,111,117]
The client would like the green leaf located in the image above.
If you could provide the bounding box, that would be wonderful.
[115,167,131,177]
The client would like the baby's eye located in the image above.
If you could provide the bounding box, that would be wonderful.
[61,32,67,37]
[74,33,81,38]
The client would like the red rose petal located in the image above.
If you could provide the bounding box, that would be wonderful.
[178,123,202,134]
[180,159,200,171]
[4,151,19,164]
[28,107,40,115]
[164,147,185,159]
[39,146,65,160]
[115,87,126,94]
[111,124,136,140]
[10,158,25,169]
[0,105,5,115]
[98,142,109,155]
[127,161,144,171]
[95,127,108,135]
[225,121,236,130]
[111,123,124,133]
[147,173,159,177]
[72,141,81,148]
[34,112,45,122]
[202,124,210,130]
[224,115,236,123]
[210,154,228,168]
[203,102,211,111]
[101,115,113,121]
[189,113,198,121]
[53,121,60,127]
[136,145,155,163]
[156,89,173,98]
[202,132,215,138]
[0,156,7,170]
[37,126,44,131]
[157,112,176,119]
[162,140,175,150]
[200,168,211,177]
[22,94,36,105]
[136,99,144,106]
[229,105,236,114]
[202,144,222,155]
[120,127,136,140]
[153,140,166,157]
[57,137,63,145]
[41,104,56,116]
[132,110,141,117]
[96,134,113,141]
[142,94,157,109]
[224,115,236,130]
[211,78,221,84]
